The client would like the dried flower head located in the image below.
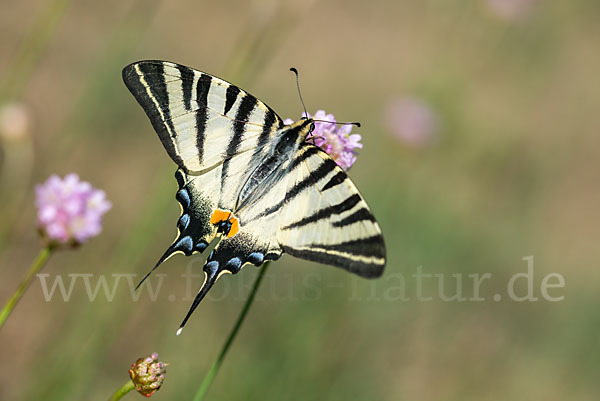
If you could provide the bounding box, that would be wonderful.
[35,174,111,246]
[128,353,168,397]
[384,97,437,149]
[284,110,362,170]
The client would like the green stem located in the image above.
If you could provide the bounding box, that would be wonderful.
[193,262,271,401]
[108,380,135,401]
[0,245,54,329]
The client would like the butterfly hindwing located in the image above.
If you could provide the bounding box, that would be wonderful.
[136,167,221,286]
[176,137,297,327]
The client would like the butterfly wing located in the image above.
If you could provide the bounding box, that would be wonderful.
[175,143,386,332]
[122,60,284,173]
[175,146,294,330]
[191,143,386,292]
[123,61,285,284]
[277,145,386,278]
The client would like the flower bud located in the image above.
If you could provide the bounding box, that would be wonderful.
[128,353,167,397]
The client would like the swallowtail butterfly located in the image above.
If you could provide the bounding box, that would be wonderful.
[123,61,386,332]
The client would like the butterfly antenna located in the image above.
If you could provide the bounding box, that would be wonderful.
[290,67,309,118]
[313,119,361,128]
[290,68,361,128]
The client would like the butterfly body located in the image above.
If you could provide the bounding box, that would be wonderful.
[123,61,385,331]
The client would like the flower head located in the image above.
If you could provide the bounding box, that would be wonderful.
[384,97,437,149]
[35,174,111,246]
[128,353,168,397]
[284,110,362,170]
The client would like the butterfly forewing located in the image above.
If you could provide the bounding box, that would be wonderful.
[277,145,385,278]
[122,60,284,173]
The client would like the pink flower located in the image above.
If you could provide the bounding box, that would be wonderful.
[486,0,537,20]
[35,174,111,245]
[384,97,437,148]
[284,110,362,170]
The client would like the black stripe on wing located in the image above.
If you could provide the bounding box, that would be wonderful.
[288,158,338,200]
[281,194,361,230]
[123,62,186,168]
[195,73,211,165]
[220,94,258,187]
[281,235,385,278]
[314,236,385,258]
[289,145,320,170]
[331,208,376,227]
[322,170,347,191]
[224,85,240,115]
[247,109,283,180]
[177,64,194,111]
[257,109,280,148]
[258,157,338,218]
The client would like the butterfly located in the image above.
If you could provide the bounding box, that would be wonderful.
[122,61,386,332]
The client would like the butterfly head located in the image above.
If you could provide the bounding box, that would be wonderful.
[276,118,315,154]
[288,117,315,139]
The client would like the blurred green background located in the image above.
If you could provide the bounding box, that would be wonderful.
[1,0,599,400]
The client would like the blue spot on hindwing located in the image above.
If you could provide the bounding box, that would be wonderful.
[178,214,190,231]
[195,241,208,252]
[175,236,194,255]
[247,252,264,266]
[176,188,190,209]
[205,261,219,275]
[225,257,242,273]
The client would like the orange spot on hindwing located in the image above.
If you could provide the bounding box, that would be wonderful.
[210,209,230,225]
[210,209,240,238]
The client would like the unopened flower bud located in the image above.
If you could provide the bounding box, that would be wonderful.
[128,352,167,397]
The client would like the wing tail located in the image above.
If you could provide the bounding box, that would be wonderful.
[136,169,215,290]
[135,240,181,291]
[176,261,221,335]
[176,232,282,332]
